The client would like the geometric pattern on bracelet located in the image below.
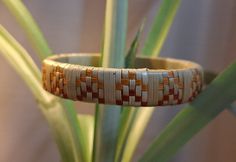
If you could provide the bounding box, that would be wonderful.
[159,71,184,105]
[115,69,148,106]
[42,64,203,106]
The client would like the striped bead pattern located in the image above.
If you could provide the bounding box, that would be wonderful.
[42,53,203,107]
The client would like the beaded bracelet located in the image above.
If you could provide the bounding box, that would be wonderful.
[42,53,203,106]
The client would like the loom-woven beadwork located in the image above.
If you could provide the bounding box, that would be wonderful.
[42,53,203,106]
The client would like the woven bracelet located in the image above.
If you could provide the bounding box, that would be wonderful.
[42,53,203,106]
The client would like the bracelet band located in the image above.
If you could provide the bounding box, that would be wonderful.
[42,53,203,106]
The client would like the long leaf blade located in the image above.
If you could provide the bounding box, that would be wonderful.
[2,0,52,59]
[93,104,122,162]
[115,23,155,162]
[203,71,236,115]
[78,114,94,162]
[142,0,181,57]
[117,0,182,159]
[0,26,86,162]
[121,107,154,162]
[115,107,137,162]
[125,22,144,68]
[139,60,236,162]
[101,0,127,68]
[93,0,128,162]
[1,1,93,160]
[118,0,182,159]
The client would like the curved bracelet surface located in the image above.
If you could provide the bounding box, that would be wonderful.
[42,53,203,106]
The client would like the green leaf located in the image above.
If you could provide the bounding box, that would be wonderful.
[114,104,151,161]
[44,101,84,162]
[0,25,40,80]
[101,0,127,68]
[120,107,154,162]
[115,22,154,162]
[139,59,236,162]
[125,22,144,68]
[204,70,218,85]
[0,26,87,162]
[93,104,122,162]
[204,71,236,115]
[115,106,155,162]
[117,0,182,159]
[0,25,43,99]
[114,107,137,162]
[2,0,52,59]
[93,0,128,162]
[1,1,93,160]
[142,0,181,57]
[78,114,95,162]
